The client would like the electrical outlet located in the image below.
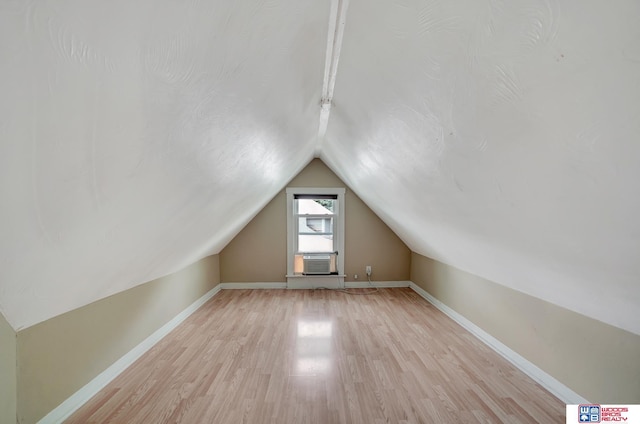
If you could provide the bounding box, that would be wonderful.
[366,265,372,276]
[354,274,358,280]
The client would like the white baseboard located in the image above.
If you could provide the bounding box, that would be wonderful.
[38,284,222,424]
[409,282,589,405]
[219,281,410,290]
[220,282,287,289]
[285,279,410,290]
[345,280,410,288]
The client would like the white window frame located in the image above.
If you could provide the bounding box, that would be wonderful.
[286,187,345,287]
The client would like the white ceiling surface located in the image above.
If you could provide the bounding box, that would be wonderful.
[0,0,638,335]
[322,0,640,335]
[0,0,327,330]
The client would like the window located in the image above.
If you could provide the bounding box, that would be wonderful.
[286,188,345,281]
[296,196,335,254]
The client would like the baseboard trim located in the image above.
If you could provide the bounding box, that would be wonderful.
[408,282,589,405]
[220,282,287,289]
[345,280,410,288]
[38,284,222,424]
[219,281,410,289]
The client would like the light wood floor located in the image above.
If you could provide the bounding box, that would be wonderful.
[66,288,564,423]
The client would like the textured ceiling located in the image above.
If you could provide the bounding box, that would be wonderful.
[1,0,639,334]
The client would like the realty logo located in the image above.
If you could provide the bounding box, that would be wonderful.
[579,405,601,423]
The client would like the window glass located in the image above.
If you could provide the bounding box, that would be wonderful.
[298,217,333,234]
[296,202,334,253]
[298,234,334,253]
[296,199,335,215]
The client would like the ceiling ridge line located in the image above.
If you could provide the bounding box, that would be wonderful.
[315,0,350,158]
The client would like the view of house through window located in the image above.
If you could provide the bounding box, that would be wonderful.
[286,188,345,277]
[296,197,335,253]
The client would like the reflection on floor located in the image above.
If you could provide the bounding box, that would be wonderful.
[295,319,333,376]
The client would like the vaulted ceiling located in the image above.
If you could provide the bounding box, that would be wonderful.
[1,0,638,334]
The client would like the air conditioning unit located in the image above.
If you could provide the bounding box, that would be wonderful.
[303,255,332,275]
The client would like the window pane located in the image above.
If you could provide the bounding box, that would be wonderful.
[296,199,335,215]
[298,234,334,252]
[298,217,332,234]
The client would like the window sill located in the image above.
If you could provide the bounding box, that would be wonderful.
[286,274,345,289]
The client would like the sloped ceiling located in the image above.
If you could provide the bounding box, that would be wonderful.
[1,0,639,334]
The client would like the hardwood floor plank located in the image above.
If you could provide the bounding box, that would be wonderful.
[66,289,564,423]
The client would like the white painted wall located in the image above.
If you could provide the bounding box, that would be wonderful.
[0,0,327,329]
[322,0,640,335]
